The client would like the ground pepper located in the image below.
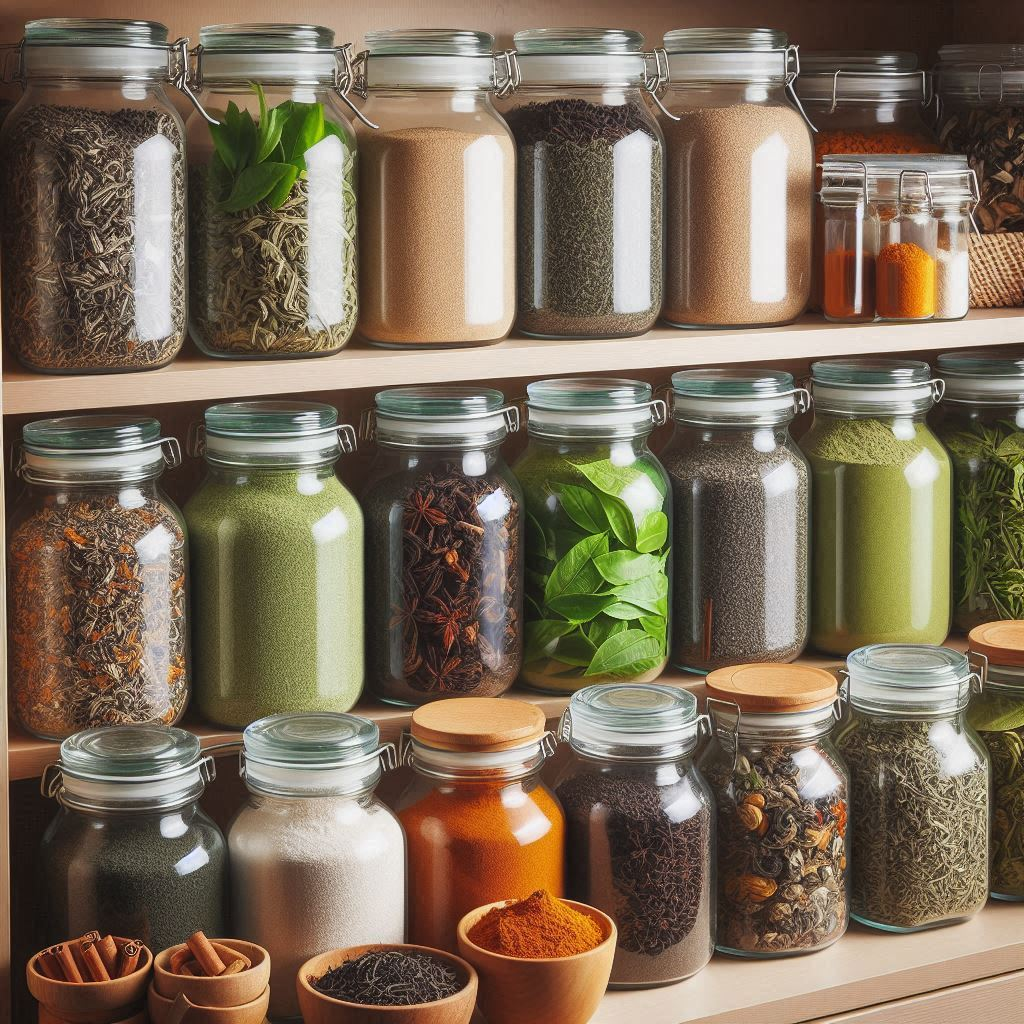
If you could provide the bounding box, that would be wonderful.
[468,890,603,958]
[875,242,936,319]
[824,248,876,321]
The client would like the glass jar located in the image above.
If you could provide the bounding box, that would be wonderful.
[229,713,406,1021]
[8,417,188,740]
[362,388,523,706]
[1,19,197,373]
[355,30,516,347]
[933,350,1024,629]
[396,697,565,952]
[662,369,810,672]
[555,684,714,986]
[512,379,670,693]
[657,28,813,328]
[186,24,362,359]
[185,402,362,727]
[504,28,664,339]
[40,725,227,951]
[700,664,849,957]
[800,359,952,654]
[835,644,990,931]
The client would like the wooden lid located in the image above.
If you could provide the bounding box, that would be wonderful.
[968,620,1024,667]
[410,698,547,752]
[705,663,838,713]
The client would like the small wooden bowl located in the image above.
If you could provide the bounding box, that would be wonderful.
[456,899,616,1024]
[153,940,270,1007]
[296,943,478,1024]
[147,983,269,1024]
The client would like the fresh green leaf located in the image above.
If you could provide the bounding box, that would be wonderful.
[555,529,588,559]
[263,163,300,209]
[969,699,1024,733]
[255,106,286,164]
[636,510,669,553]
[576,459,665,527]
[525,592,544,621]
[524,620,574,663]
[544,533,609,604]
[593,550,663,586]
[597,492,636,548]
[219,162,295,213]
[526,511,553,564]
[559,484,606,534]
[602,601,650,620]
[284,103,325,162]
[611,574,668,612]
[551,633,597,667]
[548,594,617,623]
[586,629,663,676]
[208,151,233,201]
[209,118,239,173]
[639,615,667,639]
[587,616,628,649]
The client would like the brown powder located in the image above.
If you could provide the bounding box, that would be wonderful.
[468,890,604,958]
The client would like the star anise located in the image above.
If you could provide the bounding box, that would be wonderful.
[405,489,448,532]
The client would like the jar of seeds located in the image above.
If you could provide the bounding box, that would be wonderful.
[701,665,849,957]
[835,644,990,931]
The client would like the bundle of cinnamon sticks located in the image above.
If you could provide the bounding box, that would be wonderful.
[169,931,251,977]
[35,932,143,983]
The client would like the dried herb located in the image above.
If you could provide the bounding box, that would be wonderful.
[311,951,462,1006]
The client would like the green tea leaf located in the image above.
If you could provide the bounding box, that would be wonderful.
[636,510,668,553]
[593,550,663,586]
[969,701,1024,733]
[559,484,606,534]
[611,573,668,612]
[587,616,628,649]
[586,629,662,676]
[576,459,665,526]
[639,614,667,639]
[551,633,597,668]
[548,594,617,623]
[285,103,325,162]
[526,510,553,564]
[555,529,588,560]
[602,601,649,620]
[544,533,609,603]
[209,118,239,173]
[255,106,286,164]
[524,620,575,663]
[220,162,296,213]
[264,163,300,209]
[597,492,636,548]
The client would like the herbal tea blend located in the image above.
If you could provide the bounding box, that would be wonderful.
[312,951,461,1006]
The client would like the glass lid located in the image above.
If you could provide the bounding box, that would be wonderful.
[59,725,201,781]
[663,27,788,52]
[937,349,1024,403]
[525,378,662,438]
[796,50,926,102]
[243,713,381,770]
[670,369,806,424]
[23,415,162,453]
[846,644,973,713]
[24,18,169,46]
[198,23,335,50]
[810,358,943,415]
[662,27,792,84]
[812,358,933,388]
[371,386,515,448]
[204,401,338,436]
[364,28,494,56]
[800,50,918,73]
[514,27,645,54]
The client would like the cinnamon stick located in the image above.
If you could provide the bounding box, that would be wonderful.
[221,959,247,976]
[117,942,141,979]
[52,944,83,984]
[80,941,111,983]
[210,942,250,969]
[35,950,64,981]
[95,935,118,975]
[185,931,225,976]
[169,946,192,974]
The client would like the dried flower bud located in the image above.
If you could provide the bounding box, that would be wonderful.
[744,793,766,809]
[729,874,778,903]
[737,803,764,832]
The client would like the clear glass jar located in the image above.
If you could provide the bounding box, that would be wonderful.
[504,28,664,339]
[362,388,523,706]
[800,359,952,654]
[700,664,849,957]
[229,713,406,1021]
[186,24,362,359]
[1,19,195,373]
[40,725,227,951]
[355,30,516,347]
[554,684,714,986]
[185,402,363,727]
[512,379,670,693]
[835,644,990,931]
[663,370,810,671]
[657,28,813,328]
[8,416,188,740]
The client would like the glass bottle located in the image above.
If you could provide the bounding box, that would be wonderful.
[512,379,670,693]
[662,369,810,671]
[554,684,714,986]
[8,416,188,740]
[835,644,990,931]
[362,388,523,706]
[185,402,363,727]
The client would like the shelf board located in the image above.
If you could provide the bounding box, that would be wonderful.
[5,310,1024,415]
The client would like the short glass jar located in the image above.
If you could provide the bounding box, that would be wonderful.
[662,369,810,672]
[355,30,516,347]
[700,664,849,957]
[555,684,714,986]
[40,725,227,951]
[229,713,406,1021]
[8,416,188,740]
[800,359,952,654]
[835,644,990,931]
[185,402,363,727]
[512,379,670,693]
[362,388,523,706]
[504,28,664,339]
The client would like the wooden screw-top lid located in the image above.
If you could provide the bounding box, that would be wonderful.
[410,697,547,752]
[968,620,1024,667]
[705,663,838,713]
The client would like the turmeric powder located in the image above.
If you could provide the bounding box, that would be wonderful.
[875,242,936,319]
[468,890,604,958]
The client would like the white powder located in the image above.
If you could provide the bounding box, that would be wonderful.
[935,248,970,319]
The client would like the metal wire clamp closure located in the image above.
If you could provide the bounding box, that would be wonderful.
[826,68,929,116]
[171,39,219,125]
[492,50,521,98]
[333,43,378,129]
[785,45,817,133]
[188,422,356,458]
[643,48,678,120]
[359,405,521,444]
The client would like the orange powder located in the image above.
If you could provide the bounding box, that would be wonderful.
[875,242,936,319]
[468,890,603,958]
[824,248,876,321]
[814,129,940,163]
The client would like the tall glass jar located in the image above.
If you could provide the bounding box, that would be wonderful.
[355,30,516,347]
[835,644,990,931]
[185,402,363,726]
[504,28,663,339]
[512,379,670,693]
[555,684,714,987]
[662,369,810,672]
[0,19,199,373]
[8,416,188,740]
[229,713,406,1021]
[801,359,952,654]
[40,725,227,951]
[657,28,813,328]
[186,24,362,359]
[700,664,849,957]
[362,388,523,706]
[396,697,565,952]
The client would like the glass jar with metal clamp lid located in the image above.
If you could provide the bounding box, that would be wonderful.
[361,387,523,706]
[835,643,990,931]
[700,663,849,957]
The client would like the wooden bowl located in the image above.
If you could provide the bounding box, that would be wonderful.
[147,983,269,1024]
[39,1010,147,1024]
[456,899,616,1024]
[153,940,270,1007]
[296,944,478,1024]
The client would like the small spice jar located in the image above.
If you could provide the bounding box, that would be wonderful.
[835,644,990,931]
[40,725,227,951]
[362,387,523,706]
[662,369,810,672]
[396,697,565,952]
[555,684,714,986]
[355,30,517,347]
[700,664,849,957]
[512,379,670,693]
[229,713,406,1020]
[8,416,188,740]
[185,402,363,727]
[800,359,952,654]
